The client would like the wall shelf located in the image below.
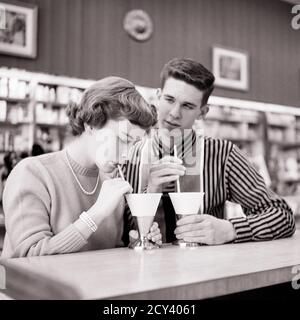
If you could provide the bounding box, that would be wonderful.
[228,138,256,144]
[36,123,67,129]
[282,178,300,184]
[205,116,259,125]
[0,97,30,104]
[36,101,68,108]
[281,143,300,151]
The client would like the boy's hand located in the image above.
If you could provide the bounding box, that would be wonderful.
[129,222,162,247]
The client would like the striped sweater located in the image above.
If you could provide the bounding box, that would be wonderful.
[122,131,295,244]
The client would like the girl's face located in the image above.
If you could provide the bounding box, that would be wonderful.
[92,119,146,173]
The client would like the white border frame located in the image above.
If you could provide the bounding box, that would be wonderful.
[213,46,249,91]
[0,1,38,58]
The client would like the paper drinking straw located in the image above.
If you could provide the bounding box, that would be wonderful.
[138,138,148,193]
[199,137,204,194]
[117,165,125,181]
[173,145,181,193]
[198,131,205,213]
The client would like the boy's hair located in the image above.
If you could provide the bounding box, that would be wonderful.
[66,77,157,136]
[160,58,215,106]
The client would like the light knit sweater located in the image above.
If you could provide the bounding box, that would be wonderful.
[1,150,125,258]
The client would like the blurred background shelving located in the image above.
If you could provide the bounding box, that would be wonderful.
[0,68,90,155]
[0,69,300,196]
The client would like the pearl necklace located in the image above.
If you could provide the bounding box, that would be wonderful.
[65,150,100,195]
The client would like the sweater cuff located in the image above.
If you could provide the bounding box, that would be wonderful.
[228,216,253,243]
[50,224,88,254]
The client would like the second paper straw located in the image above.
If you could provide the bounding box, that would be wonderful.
[117,165,125,181]
[174,145,181,193]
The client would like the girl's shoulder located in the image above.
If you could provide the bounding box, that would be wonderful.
[9,150,65,180]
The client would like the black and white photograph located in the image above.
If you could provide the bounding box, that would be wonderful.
[0,1,37,58]
[0,0,299,311]
[213,46,249,91]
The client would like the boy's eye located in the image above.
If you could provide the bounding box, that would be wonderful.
[165,97,174,103]
[183,104,193,110]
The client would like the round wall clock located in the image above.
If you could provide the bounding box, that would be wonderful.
[123,9,153,42]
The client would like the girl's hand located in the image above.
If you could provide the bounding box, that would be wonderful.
[89,178,132,224]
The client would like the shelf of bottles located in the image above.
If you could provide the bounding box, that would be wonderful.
[34,82,84,152]
[0,70,86,154]
[194,104,300,200]
[195,105,263,158]
[265,112,300,196]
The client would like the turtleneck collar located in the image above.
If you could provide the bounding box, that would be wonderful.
[63,149,99,177]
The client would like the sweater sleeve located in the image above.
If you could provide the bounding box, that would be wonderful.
[225,144,296,242]
[3,158,87,258]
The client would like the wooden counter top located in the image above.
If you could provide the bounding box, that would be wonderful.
[1,231,300,300]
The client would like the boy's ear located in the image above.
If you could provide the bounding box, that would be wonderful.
[197,105,209,119]
[156,88,162,99]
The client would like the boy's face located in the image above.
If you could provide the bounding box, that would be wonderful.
[157,77,208,132]
[93,119,146,173]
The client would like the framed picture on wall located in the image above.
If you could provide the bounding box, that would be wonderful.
[0,1,38,58]
[212,46,249,91]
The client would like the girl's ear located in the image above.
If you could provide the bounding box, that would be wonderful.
[84,123,94,135]
[197,105,209,119]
